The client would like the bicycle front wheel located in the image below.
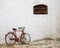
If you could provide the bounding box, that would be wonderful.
[5,32,16,46]
[20,33,31,44]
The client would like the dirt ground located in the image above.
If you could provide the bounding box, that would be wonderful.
[0,40,60,48]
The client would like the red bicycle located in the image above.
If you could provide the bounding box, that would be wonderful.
[5,27,31,46]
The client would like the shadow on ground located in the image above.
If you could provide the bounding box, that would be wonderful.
[0,38,60,48]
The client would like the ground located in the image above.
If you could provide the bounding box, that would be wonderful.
[0,39,60,48]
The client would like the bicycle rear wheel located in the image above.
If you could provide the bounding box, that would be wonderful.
[20,33,31,44]
[5,32,16,46]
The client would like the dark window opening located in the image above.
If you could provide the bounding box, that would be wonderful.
[33,4,48,14]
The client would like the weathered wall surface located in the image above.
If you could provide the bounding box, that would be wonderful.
[0,0,60,43]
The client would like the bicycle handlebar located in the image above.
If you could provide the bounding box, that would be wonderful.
[18,26,25,30]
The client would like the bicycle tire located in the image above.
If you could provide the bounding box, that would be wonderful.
[20,33,31,44]
[5,32,16,46]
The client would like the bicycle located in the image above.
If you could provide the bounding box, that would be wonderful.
[5,26,31,46]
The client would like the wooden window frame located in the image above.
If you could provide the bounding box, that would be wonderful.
[33,4,48,14]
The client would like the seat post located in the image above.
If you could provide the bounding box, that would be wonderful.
[14,30,16,35]
[12,28,17,35]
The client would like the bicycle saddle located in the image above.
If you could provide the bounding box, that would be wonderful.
[12,28,17,30]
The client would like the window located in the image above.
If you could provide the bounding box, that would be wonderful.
[33,4,48,14]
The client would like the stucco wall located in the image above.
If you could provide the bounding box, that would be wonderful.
[0,0,60,43]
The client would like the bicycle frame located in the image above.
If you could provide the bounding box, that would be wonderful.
[12,29,25,42]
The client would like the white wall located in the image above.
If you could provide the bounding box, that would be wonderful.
[55,1,60,39]
[0,0,60,43]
